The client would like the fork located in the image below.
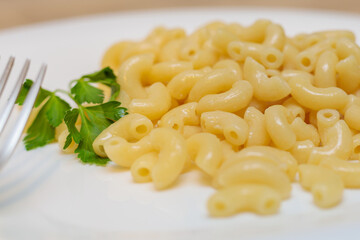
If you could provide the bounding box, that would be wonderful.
[0,56,47,170]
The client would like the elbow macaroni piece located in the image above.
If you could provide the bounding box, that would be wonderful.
[117,54,154,99]
[131,152,157,183]
[243,57,290,101]
[186,133,223,176]
[158,39,183,62]
[289,140,315,164]
[145,26,186,48]
[316,109,340,141]
[158,102,199,133]
[295,39,335,72]
[196,80,253,114]
[167,69,206,100]
[308,120,352,164]
[320,157,360,188]
[93,113,153,157]
[104,135,153,168]
[288,75,348,110]
[281,69,314,84]
[222,146,298,181]
[207,184,281,217]
[336,37,360,63]
[290,117,320,146]
[211,28,239,54]
[282,97,306,122]
[146,61,193,85]
[336,55,360,93]
[187,69,239,103]
[265,105,296,150]
[344,103,360,131]
[128,82,172,120]
[104,128,187,189]
[201,111,249,146]
[101,41,134,71]
[244,107,271,147]
[119,42,159,63]
[147,128,188,189]
[238,19,272,43]
[214,159,292,199]
[263,23,286,50]
[213,59,243,80]
[314,50,338,88]
[282,43,300,70]
[298,164,344,208]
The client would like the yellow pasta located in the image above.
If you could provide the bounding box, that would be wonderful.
[228,41,284,69]
[76,19,360,217]
[207,184,281,217]
[298,164,344,208]
[158,102,199,133]
[201,111,249,146]
[187,68,238,103]
[186,132,223,176]
[213,159,291,199]
[222,146,298,181]
[244,106,271,147]
[308,120,352,164]
[264,105,296,150]
[243,57,290,101]
[288,75,348,110]
[196,80,253,114]
[319,157,360,188]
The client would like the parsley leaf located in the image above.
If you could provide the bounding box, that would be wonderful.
[71,79,104,104]
[63,109,81,148]
[82,67,119,101]
[86,101,127,122]
[16,79,52,107]
[23,100,55,150]
[70,67,119,104]
[46,94,71,127]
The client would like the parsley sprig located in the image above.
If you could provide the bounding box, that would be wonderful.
[16,67,127,165]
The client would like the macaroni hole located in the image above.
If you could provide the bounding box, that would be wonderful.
[138,168,150,177]
[266,54,277,63]
[354,145,360,154]
[172,123,180,130]
[301,57,311,67]
[136,125,148,134]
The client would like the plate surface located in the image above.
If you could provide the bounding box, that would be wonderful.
[1,7,360,240]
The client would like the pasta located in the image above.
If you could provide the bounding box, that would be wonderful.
[73,20,360,217]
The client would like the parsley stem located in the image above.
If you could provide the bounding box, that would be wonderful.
[69,79,80,89]
[54,89,80,106]
[54,89,70,95]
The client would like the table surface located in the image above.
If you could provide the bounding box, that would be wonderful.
[1,0,360,30]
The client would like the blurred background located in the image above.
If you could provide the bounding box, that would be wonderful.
[1,0,360,30]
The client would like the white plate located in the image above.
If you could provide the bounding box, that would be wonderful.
[1,7,360,240]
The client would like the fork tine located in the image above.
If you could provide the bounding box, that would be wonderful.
[0,64,47,170]
[0,59,30,134]
[0,56,15,96]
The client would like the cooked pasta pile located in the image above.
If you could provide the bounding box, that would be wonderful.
[60,20,360,216]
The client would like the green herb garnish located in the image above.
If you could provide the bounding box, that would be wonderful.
[16,67,127,165]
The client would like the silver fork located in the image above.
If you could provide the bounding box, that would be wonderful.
[0,57,47,170]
